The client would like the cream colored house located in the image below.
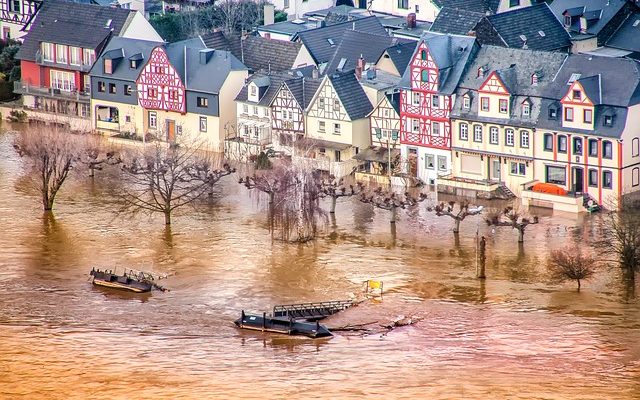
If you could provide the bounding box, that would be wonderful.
[302,71,373,177]
[369,0,439,22]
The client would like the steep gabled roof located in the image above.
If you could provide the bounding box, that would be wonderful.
[606,11,640,53]
[327,70,373,120]
[296,16,387,65]
[430,7,485,36]
[378,41,418,75]
[283,76,322,109]
[16,0,135,62]
[201,30,231,50]
[483,3,572,51]
[549,0,627,37]
[433,0,501,14]
[324,30,406,75]
[577,74,602,105]
[89,36,162,81]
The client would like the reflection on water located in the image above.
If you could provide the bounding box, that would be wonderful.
[1,126,640,399]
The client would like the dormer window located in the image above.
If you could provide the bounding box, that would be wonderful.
[130,59,137,69]
[573,90,581,100]
[463,94,470,109]
[531,73,538,86]
[104,59,112,74]
[564,15,571,27]
[250,85,256,96]
[522,103,530,117]
[477,66,484,78]
[604,115,613,126]
[549,107,558,120]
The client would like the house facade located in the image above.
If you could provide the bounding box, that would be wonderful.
[0,0,40,41]
[398,32,477,185]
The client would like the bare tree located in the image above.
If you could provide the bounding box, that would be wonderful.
[79,136,121,178]
[119,140,233,225]
[13,126,84,212]
[547,247,596,290]
[214,0,264,36]
[427,200,483,234]
[359,187,427,224]
[318,176,363,213]
[485,206,539,243]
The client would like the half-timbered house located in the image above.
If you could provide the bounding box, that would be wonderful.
[0,0,40,40]
[398,32,477,185]
[302,70,373,178]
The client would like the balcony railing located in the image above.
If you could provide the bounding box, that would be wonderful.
[96,119,120,131]
[224,135,272,147]
[437,173,502,192]
[35,50,93,72]
[14,81,90,103]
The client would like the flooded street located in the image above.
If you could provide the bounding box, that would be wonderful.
[1,125,640,399]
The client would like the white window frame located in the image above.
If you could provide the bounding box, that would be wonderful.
[69,47,81,66]
[463,95,470,109]
[42,42,54,62]
[505,128,514,146]
[489,126,498,144]
[199,116,207,132]
[473,125,482,142]
[55,44,67,64]
[520,130,529,148]
[459,123,468,140]
[50,70,75,92]
[149,111,157,129]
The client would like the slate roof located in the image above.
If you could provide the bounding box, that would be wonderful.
[430,7,484,36]
[378,41,418,75]
[451,45,568,127]
[606,11,640,53]
[235,71,321,108]
[201,30,231,50]
[549,0,627,37]
[235,71,289,106]
[483,3,572,51]
[16,0,135,62]
[324,30,407,75]
[398,32,478,95]
[326,70,373,120]
[89,36,162,80]
[296,16,388,65]
[434,0,501,14]
[284,76,322,109]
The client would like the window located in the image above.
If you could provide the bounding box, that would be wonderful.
[489,126,498,144]
[333,99,340,112]
[572,90,581,100]
[589,139,598,157]
[558,135,567,153]
[425,154,434,170]
[98,81,105,92]
[147,87,157,98]
[633,168,639,187]
[459,123,468,140]
[463,95,470,109]
[572,137,582,155]
[634,138,640,157]
[603,140,613,159]
[10,0,20,13]
[544,133,553,151]
[197,116,206,132]
[197,97,208,108]
[42,43,54,62]
[318,98,325,109]
[437,156,447,171]
[509,0,520,6]
[432,122,439,136]
[481,97,489,111]
[333,123,341,134]
[108,83,116,94]
[421,70,428,82]
[546,165,566,185]
[125,115,131,123]
[531,73,538,86]
[510,162,526,176]
[319,121,325,132]
[130,59,137,69]
[83,49,95,65]
[522,103,530,117]
[432,95,439,108]
[398,0,409,9]
[104,59,113,74]
[415,4,420,12]
[55,44,67,64]
[564,15,571,27]
[549,107,558,120]
[603,170,612,189]
[412,92,420,105]
[584,109,592,124]
[499,99,508,114]
[50,70,75,92]
[520,130,529,148]
[412,118,419,132]
[588,169,598,187]
[70,47,81,66]
[253,106,258,115]
[263,108,269,117]
[149,111,157,129]
[420,50,427,60]
[284,0,289,8]
[564,107,574,122]
[505,128,514,146]
[473,125,482,142]
[243,104,248,114]
[604,115,613,126]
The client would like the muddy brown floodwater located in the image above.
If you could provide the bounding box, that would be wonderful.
[1,125,640,399]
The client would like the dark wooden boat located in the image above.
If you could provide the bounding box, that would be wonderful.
[234,311,333,338]
[89,268,158,293]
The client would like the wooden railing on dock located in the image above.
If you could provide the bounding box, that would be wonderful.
[273,300,354,320]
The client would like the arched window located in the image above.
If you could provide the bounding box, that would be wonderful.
[633,137,639,157]
[421,70,428,82]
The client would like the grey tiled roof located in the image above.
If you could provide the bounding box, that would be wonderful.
[235,71,321,108]
[606,12,640,53]
[89,36,162,81]
[483,3,572,51]
[284,76,322,109]
[235,71,290,106]
[378,41,418,75]
[398,32,478,95]
[16,0,134,62]
[201,30,231,51]
[324,30,407,75]
[537,98,629,138]
[549,0,627,37]
[434,0,500,14]
[327,70,373,120]
[296,16,388,65]
[430,7,484,36]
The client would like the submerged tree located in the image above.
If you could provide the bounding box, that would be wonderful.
[317,176,362,213]
[485,206,539,243]
[79,136,121,178]
[595,198,640,277]
[547,247,596,290]
[13,126,85,212]
[359,187,427,224]
[427,200,483,234]
[119,140,233,225]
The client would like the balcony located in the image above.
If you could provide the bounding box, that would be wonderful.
[438,174,501,194]
[35,51,93,72]
[14,81,90,103]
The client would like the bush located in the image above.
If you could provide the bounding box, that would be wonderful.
[9,109,27,122]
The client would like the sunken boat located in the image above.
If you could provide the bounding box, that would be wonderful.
[234,311,332,338]
[89,268,167,293]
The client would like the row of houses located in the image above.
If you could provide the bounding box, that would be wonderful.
[8,0,640,213]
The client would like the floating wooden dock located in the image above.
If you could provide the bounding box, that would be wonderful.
[272,300,355,321]
[234,311,332,338]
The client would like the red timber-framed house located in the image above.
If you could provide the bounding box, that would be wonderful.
[14,0,161,129]
[0,0,41,41]
[398,32,478,185]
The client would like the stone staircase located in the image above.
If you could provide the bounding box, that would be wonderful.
[495,184,516,199]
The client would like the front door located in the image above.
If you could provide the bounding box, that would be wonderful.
[573,167,584,193]
[408,148,418,177]
[492,159,501,181]
[334,150,341,162]
[166,120,176,142]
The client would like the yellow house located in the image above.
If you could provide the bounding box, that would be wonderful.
[447,46,567,198]
[302,71,373,178]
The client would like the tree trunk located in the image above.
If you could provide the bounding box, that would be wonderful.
[390,205,396,224]
[164,210,171,225]
[453,218,461,233]
[577,279,581,291]
[330,196,337,214]
[478,236,486,279]
[517,227,524,243]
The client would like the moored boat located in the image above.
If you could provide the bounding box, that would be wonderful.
[89,268,163,293]
[234,311,333,338]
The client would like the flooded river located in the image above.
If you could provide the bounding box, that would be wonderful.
[1,126,639,399]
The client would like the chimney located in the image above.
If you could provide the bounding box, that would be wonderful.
[407,13,417,29]
[355,55,365,80]
[264,3,275,26]
[467,30,476,37]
